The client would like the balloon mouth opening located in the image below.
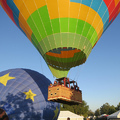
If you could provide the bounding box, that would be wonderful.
[0,108,9,120]
[45,47,87,70]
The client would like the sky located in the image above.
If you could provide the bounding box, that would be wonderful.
[0,6,120,112]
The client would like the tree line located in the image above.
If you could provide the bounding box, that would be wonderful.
[94,102,120,117]
[60,100,120,117]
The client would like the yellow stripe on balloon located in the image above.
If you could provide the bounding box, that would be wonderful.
[114,0,119,6]
[46,0,59,19]
[78,4,103,37]
[19,13,33,41]
[58,0,69,18]
[47,0,72,19]
[14,0,46,21]
[69,2,80,18]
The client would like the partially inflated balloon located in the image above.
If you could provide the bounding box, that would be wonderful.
[0,68,60,120]
[0,0,120,78]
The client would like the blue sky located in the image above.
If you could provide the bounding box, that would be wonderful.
[0,6,120,112]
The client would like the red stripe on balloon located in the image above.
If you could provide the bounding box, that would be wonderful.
[111,2,120,22]
[103,0,115,22]
[1,0,16,25]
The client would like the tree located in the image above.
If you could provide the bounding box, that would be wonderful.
[100,103,117,115]
[77,100,89,117]
[88,110,94,116]
[116,102,120,111]
[95,109,100,117]
[100,103,110,115]
[108,105,117,115]
[60,100,89,117]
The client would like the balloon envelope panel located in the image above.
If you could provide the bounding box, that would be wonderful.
[0,0,120,78]
[0,68,60,120]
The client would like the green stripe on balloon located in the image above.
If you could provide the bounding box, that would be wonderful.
[39,6,53,36]
[33,33,92,57]
[88,27,98,46]
[49,65,69,78]
[69,18,78,33]
[51,18,60,33]
[27,5,53,40]
[76,20,84,35]
[60,18,69,32]
[76,20,98,46]
[31,34,38,49]
[27,12,44,41]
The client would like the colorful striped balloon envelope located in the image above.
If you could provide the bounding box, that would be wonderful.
[0,0,120,78]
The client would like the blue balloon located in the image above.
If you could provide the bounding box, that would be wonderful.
[0,68,60,120]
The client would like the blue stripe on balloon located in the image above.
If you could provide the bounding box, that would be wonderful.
[91,0,103,12]
[103,19,112,34]
[103,13,109,30]
[82,0,92,7]
[98,1,109,28]
[6,0,26,36]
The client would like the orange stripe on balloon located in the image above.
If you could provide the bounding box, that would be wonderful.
[19,13,32,41]
[111,2,120,21]
[46,49,81,58]
[114,0,119,6]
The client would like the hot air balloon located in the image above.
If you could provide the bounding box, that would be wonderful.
[0,68,60,120]
[0,0,119,78]
[0,0,120,104]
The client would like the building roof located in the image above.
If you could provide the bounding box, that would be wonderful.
[58,111,83,118]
